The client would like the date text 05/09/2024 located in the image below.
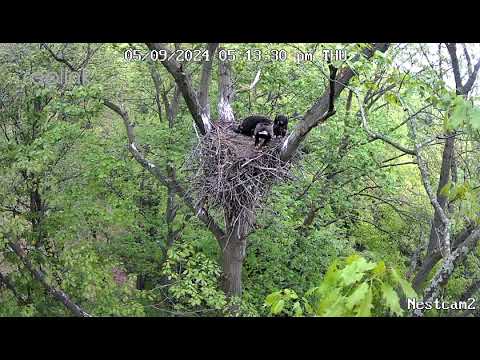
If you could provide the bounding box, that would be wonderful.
[123,48,347,63]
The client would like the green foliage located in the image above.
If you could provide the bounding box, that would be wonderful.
[60,243,146,316]
[265,255,417,317]
[0,294,36,317]
[446,95,480,132]
[160,241,227,315]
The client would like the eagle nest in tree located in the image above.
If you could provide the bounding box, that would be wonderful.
[187,120,295,232]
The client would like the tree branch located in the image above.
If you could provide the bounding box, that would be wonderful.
[103,100,226,245]
[462,43,473,76]
[413,227,480,316]
[463,57,480,94]
[412,224,475,291]
[198,43,219,121]
[41,43,101,74]
[411,120,451,258]
[0,270,28,305]
[41,43,78,72]
[280,43,390,162]
[146,43,211,134]
[355,91,417,156]
[236,69,262,94]
[218,51,235,123]
[7,240,91,317]
[147,61,165,123]
[445,43,464,93]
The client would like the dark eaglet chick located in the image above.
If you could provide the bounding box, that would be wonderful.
[273,114,288,138]
[233,115,274,148]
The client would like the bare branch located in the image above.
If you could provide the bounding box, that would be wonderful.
[236,68,262,94]
[280,43,390,162]
[355,91,417,156]
[412,224,475,291]
[410,119,451,258]
[41,43,78,72]
[148,61,164,123]
[146,43,210,134]
[445,43,464,93]
[42,43,101,73]
[249,69,261,90]
[198,43,219,121]
[378,161,417,169]
[447,42,480,94]
[463,57,480,94]
[462,43,473,76]
[218,52,235,123]
[388,104,432,133]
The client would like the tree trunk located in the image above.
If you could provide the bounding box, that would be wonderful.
[426,135,455,255]
[412,43,480,292]
[413,224,474,292]
[221,209,252,302]
[221,234,246,298]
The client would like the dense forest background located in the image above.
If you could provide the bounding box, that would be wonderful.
[1,43,480,317]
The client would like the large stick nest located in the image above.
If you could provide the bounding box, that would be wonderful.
[186,120,295,232]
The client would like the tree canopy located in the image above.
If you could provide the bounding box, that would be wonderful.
[1,43,480,317]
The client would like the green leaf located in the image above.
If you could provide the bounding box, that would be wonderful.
[449,96,469,129]
[315,288,343,315]
[283,288,298,300]
[314,262,341,296]
[451,183,468,201]
[372,261,386,277]
[390,268,417,300]
[340,257,376,286]
[385,92,401,107]
[381,283,403,316]
[271,299,285,315]
[321,295,348,317]
[303,300,314,315]
[292,301,303,317]
[346,282,370,310]
[305,286,320,297]
[355,288,373,317]
[345,254,361,264]
[470,106,480,130]
[265,291,281,306]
